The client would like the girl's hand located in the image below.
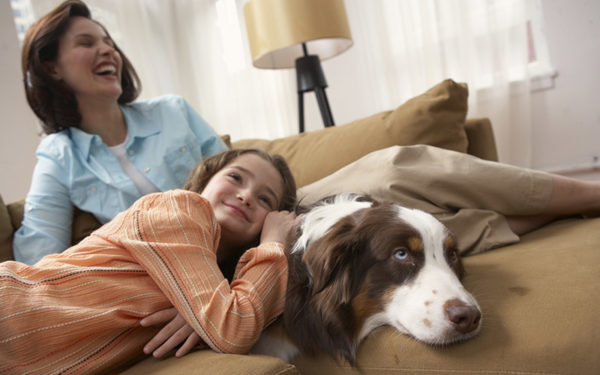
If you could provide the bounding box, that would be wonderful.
[140,307,200,358]
[259,210,301,250]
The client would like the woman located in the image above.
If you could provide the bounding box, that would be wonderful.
[1,148,298,373]
[14,0,228,264]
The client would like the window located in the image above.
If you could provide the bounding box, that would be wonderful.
[10,0,34,44]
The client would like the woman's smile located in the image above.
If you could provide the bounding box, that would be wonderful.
[93,62,118,79]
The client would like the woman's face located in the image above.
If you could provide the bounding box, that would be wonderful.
[201,154,284,248]
[49,17,123,103]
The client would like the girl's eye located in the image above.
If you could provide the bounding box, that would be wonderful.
[393,249,410,262]
[259,196,273,208]
[228,173,242,182]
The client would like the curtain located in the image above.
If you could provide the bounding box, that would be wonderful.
[332,0,536,167]
[26,0,544,167]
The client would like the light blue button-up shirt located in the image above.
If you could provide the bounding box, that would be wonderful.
[13,95,228,264]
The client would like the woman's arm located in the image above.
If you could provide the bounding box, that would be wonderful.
[13,157,74,264]
[118,190,288,354]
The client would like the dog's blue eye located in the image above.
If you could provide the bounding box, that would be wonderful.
[394,250,409,261]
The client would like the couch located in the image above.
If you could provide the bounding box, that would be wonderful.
[1,80,598,374]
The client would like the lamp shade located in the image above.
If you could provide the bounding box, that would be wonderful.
[244,0,353,69]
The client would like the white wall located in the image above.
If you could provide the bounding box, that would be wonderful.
[530,0,600,179]
[1,0,599,204]
[0,0,39,203]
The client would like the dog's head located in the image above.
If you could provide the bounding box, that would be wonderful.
[284,194,481,364]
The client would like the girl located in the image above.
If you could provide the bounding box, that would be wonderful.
[0,149,297,374]
[14,0,228,264]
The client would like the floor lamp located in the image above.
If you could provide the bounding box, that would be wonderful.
[244,0,353,133]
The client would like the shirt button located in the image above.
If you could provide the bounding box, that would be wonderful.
[90,186,97,193]
[144,167,150,173]
[128,150,134,156]
[180,146,187,153]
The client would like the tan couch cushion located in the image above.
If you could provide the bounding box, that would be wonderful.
[121,351,299,375]
[233,79,469,188]
[464,117,498,161]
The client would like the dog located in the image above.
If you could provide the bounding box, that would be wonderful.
[252,193,481,365]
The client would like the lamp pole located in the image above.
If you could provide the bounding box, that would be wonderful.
[295,43,335,133]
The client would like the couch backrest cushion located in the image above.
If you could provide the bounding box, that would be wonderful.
[232,79,469,188]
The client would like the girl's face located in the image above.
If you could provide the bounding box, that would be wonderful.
[201,154,284,248]
[49,17,123,103]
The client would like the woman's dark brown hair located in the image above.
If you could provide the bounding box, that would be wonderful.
[21,0,141,134]
[184,149,297,212]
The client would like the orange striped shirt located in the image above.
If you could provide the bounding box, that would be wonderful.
[0,190,288,374]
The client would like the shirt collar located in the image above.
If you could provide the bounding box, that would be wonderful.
[120,103,161,142]
[68,127,97,158]
[68,103,162,157]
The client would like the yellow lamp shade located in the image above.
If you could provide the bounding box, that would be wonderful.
[244,0,353,69]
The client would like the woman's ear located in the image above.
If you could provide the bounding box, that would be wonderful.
[43,61,61,80]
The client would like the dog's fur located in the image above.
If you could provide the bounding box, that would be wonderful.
[252,194,481,364]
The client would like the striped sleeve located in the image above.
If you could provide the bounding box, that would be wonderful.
[112,190,288,354]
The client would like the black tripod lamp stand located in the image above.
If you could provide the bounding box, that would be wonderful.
[296,43,334,133]
[244,0,353,133]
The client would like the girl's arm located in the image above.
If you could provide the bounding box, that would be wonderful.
[140,308,200,358]
[117,190,288,354]
[139,209,298,358]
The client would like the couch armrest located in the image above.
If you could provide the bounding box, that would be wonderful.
[464,118,498,162]
[0,195,14,262]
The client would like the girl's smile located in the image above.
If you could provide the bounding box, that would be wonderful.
[200,154,284,251]
[224,202,250,222]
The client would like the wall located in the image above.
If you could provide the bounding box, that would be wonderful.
[530,0,600,179]
[0,0,39,203]
[1,0,598,204]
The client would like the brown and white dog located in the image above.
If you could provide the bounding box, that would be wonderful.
[252,193,481,365]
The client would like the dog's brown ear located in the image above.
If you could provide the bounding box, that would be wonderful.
[303,217,359,306]
[299,216,362,365]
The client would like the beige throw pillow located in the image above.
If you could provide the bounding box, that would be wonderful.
[233,79,469,188]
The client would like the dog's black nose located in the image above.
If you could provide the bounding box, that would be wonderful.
[444,299,481,334]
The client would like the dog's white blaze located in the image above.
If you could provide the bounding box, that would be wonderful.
[291,194,372,254]
[377,207,481,344]
[397,206,448,265]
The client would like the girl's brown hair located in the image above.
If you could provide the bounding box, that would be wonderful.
[21,0,141,134]
[184,149,297,212]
